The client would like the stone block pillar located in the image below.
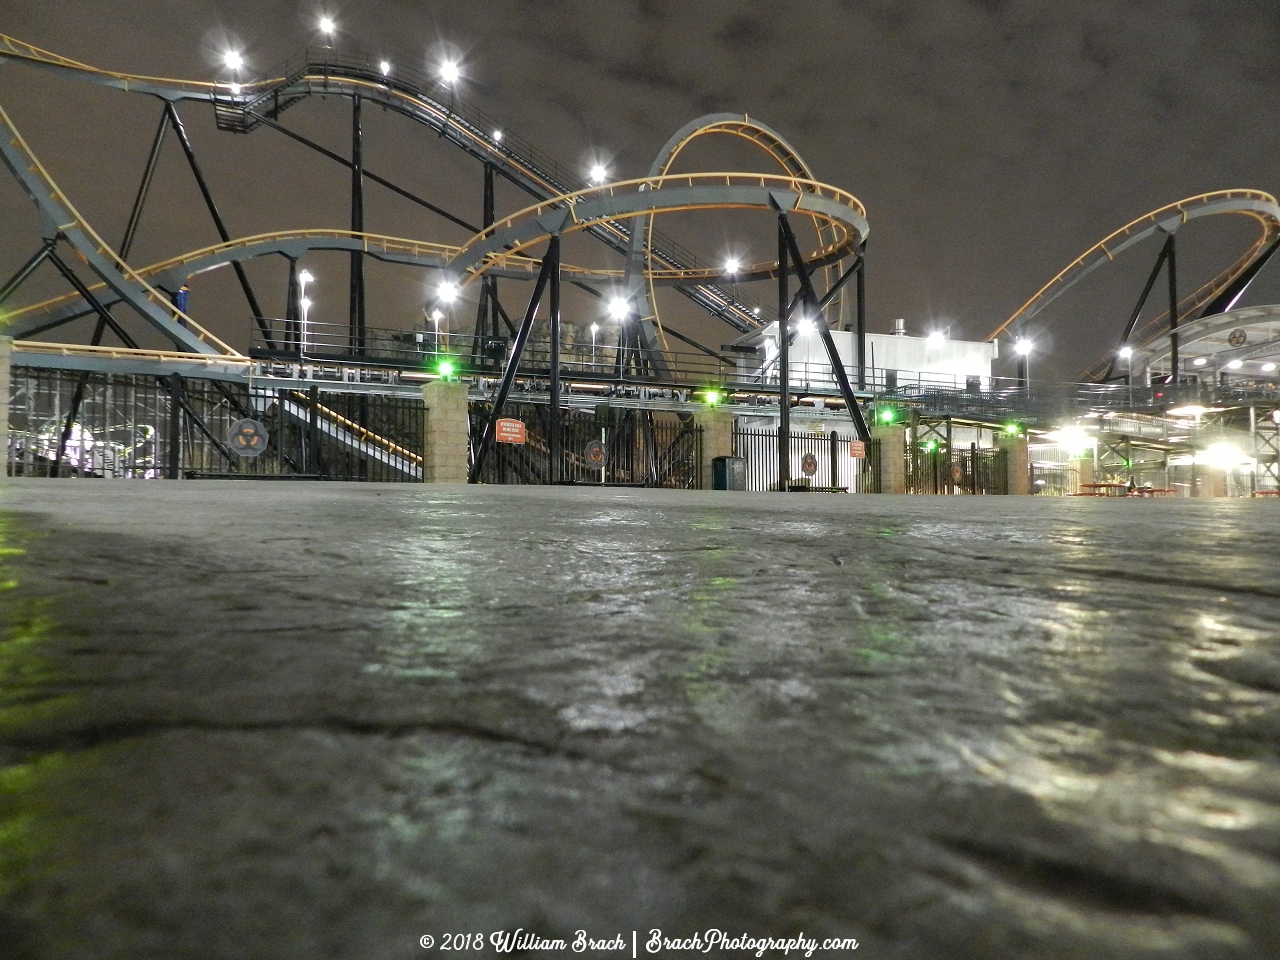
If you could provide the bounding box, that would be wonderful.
[1074,454,1094,494]
[0,338,11,478]
[693,408,733,490]
[422,380,469,483]
[998,433,1030,495]
[871,425,906,494]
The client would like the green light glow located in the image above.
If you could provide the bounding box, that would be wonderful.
[705,390,722,406]
[878,408,895,423]
[1004,423,1019,434]
[438,360,455,379]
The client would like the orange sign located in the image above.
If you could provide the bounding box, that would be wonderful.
[496,418,526,444]
[848,440,866,458]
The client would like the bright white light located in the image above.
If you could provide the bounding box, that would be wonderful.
[299,297,312,310]
[229,82,242,95]
[318,16,336,35]
[437,281,459,303]
[926,331,945,345]
[796,317,815,336]
[1263,363,1277,372]
[440,60,461,84]
[589,163,609,184]
[764,339,777,356]
[724,257,741,274]
[1014,339,1033,356]
[1118,346,1133,359]
[607,297,629,321]
[1044,426,1094,456]
[1167,405,1209,417]
[1227,359,1243,370]
[430,308,444,323]
[493,129,503,142]
[298,270,314,285]
[380,60,392,76]
[1193,357,1207,366]
[1196,442,1253,470]
[752,306,761,316]
[223,50,244,71]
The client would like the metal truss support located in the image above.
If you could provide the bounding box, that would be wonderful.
[469,237,559,483]
[249,113,481,233]
[164,102,273,347]
[472,163,501,365]
[284,257,300,349]
[777,220,790,491]
[777,213,871,443]
[119,107,168,261]
[349,95,366,355]
[45,247,138,348]
[1198,235,1280,319]
[1105,232,1175,382]
[0,238,56,307]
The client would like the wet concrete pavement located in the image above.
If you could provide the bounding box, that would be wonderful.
[0,480,1277,959]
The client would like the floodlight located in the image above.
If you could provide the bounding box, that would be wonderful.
[1227,359,1243,370]
[440,60,461,84]
[319,16,336,35]
[607,297,629,321]
[724,257,741,275]
[1118,346,1132,358]
[589,163,609,184]
[493,130,503,142]
[380,60,392,76]
[1014,339,1033,356]
[437,281,459,304]
[1192,357,1207,366]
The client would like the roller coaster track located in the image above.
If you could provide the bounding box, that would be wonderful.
[0,101,237,355]
[0,36,849,336]
[987,191,1280,378]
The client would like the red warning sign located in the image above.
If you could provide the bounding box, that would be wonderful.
[848,440,866,458]
[496,418,526,444]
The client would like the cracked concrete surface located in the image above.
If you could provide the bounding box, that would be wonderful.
[0,480,1278,958]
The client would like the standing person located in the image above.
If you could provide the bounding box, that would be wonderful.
[174,284,190,327]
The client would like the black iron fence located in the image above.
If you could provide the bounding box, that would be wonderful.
[469,402,701,488]
[906,442,1007,495]
[732,427,880,492]
[7,367,423,482]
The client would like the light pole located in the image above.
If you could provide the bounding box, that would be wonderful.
[1118,345,1133,406]
[298,269,314,355]
[1015,338,1033,396]
[590,322,599,371]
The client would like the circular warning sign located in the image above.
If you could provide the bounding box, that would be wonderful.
[800,452,818,477]
[229,418,269,457]
[585,440,605,467]
[950,462,964,482]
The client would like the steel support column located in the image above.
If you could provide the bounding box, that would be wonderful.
[46,248,138,348]
[778,214,871,443]
[856,247,867,390]
[549,233,562,484]
[777,221,790,492]
[1167,234,1179,382]
[168,374,184,480]
[0,238,56,307]
[349,95,366,355]
[119,107,168,261]
[469,238,558,483]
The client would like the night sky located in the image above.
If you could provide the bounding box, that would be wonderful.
[2,0,1279,379]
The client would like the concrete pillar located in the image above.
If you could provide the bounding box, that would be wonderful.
[422,380,469,483]
[693,408,733,490]
[0,338,10,478]
[1074,454,1094,495]
[871,425,906,494]
[998,433,1030,495]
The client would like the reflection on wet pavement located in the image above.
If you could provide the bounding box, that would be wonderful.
[0,481,1277,959]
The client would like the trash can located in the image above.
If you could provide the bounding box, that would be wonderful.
[712,456,746,491]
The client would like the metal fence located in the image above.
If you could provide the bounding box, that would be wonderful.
[906,442,1007,495]
[733,427,880,492]
[470,402,701,487]
[7,367,423,482]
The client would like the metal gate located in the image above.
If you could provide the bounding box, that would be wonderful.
[732,427,880,492]
[907,442,1007,495]
[470,402,701,487]
[6,367,424,482]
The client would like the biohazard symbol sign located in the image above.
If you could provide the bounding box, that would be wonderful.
[229,418,269,457]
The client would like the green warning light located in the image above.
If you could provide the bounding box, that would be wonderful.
[438,359,456,380]
[878,408,896,424]
[704,389,722,406]
[1004,422,1020,435]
